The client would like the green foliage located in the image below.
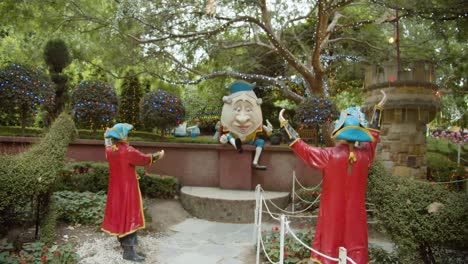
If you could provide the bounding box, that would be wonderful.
[330,81,364,111]
[0,113,76,233]
[367,161,468,262]
[0,239,78,264]
[71,81,118,131]
[56,162,108,193]
[53,191,106,225]
[261,225,313,263]
[368,245,400,264]
[140,90,185,133]
[118,70,143,128]
[0,63,55,128]
[427,152,466,191]
[140,174,179,199]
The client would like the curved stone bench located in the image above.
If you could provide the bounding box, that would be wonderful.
[180,186,290,223]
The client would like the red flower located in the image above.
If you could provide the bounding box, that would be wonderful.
[284,252,289,258]
[41,255,47,262]
[55,251,61,257]
[42,246,48,252]
[90,195,94,200]
[274,226,279,231]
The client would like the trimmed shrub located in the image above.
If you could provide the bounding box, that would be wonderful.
[71,81,118,131]
[43,38,72,126]
[140,90,185,134]
[119,70,143,128]
[0,113,77,234]
[367,161,468,263]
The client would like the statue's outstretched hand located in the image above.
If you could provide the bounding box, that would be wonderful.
[378,90,387,108]
[279,109,286,124]
[152,150,165,162]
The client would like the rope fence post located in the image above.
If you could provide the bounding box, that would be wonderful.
[279,215,286,264]
[338,247,347,264]
[253,184,260,244]
[256,191,263,264]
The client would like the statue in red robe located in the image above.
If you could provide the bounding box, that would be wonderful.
[101,123,164,262]
[279,91,387,264]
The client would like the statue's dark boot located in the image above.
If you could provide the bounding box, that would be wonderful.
[123,246,145,262]
[235,138,243,153]
[121,232,145,262]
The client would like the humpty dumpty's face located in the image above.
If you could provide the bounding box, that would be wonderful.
[221,93,263,137]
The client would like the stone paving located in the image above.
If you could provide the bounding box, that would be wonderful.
[155,218,256,264]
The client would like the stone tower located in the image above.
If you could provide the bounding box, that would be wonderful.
[363,61,440,178]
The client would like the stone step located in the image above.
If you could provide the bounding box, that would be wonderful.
[180,186,290,223]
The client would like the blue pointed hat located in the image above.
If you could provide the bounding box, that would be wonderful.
[331,107,374,142]
[105,123,133,140]
[229,81,255,94]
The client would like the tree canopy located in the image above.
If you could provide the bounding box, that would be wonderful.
[0,0,466,127]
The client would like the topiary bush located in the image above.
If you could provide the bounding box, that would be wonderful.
[43,38,72,126]
[140,90,185,135]
[71,81,118,131]
[119,70,143,128]
[0,113,77,235]
[367,161,468,263]
[0,63,55,129]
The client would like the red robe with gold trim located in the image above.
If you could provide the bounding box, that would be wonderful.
[101,142,152,237]
[291,130,379,264]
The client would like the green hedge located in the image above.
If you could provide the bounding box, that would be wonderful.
[367,161,468,263]
[56,161,179,198]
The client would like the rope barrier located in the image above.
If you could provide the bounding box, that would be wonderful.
[294,171,323,191]
[430,178,468,184]
[285,221,340,262]
[262,211,319,218]
[260,186,320,216]
[255,183,357,264]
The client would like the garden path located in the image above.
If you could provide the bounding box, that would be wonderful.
[72,199,393,264]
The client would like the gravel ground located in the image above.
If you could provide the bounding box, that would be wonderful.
[71,198,190,264]
[76,233,166,264]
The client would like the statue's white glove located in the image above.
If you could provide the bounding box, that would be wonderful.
[264,119,273,134]
[104,128,112,146]
[220,134,228,144]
